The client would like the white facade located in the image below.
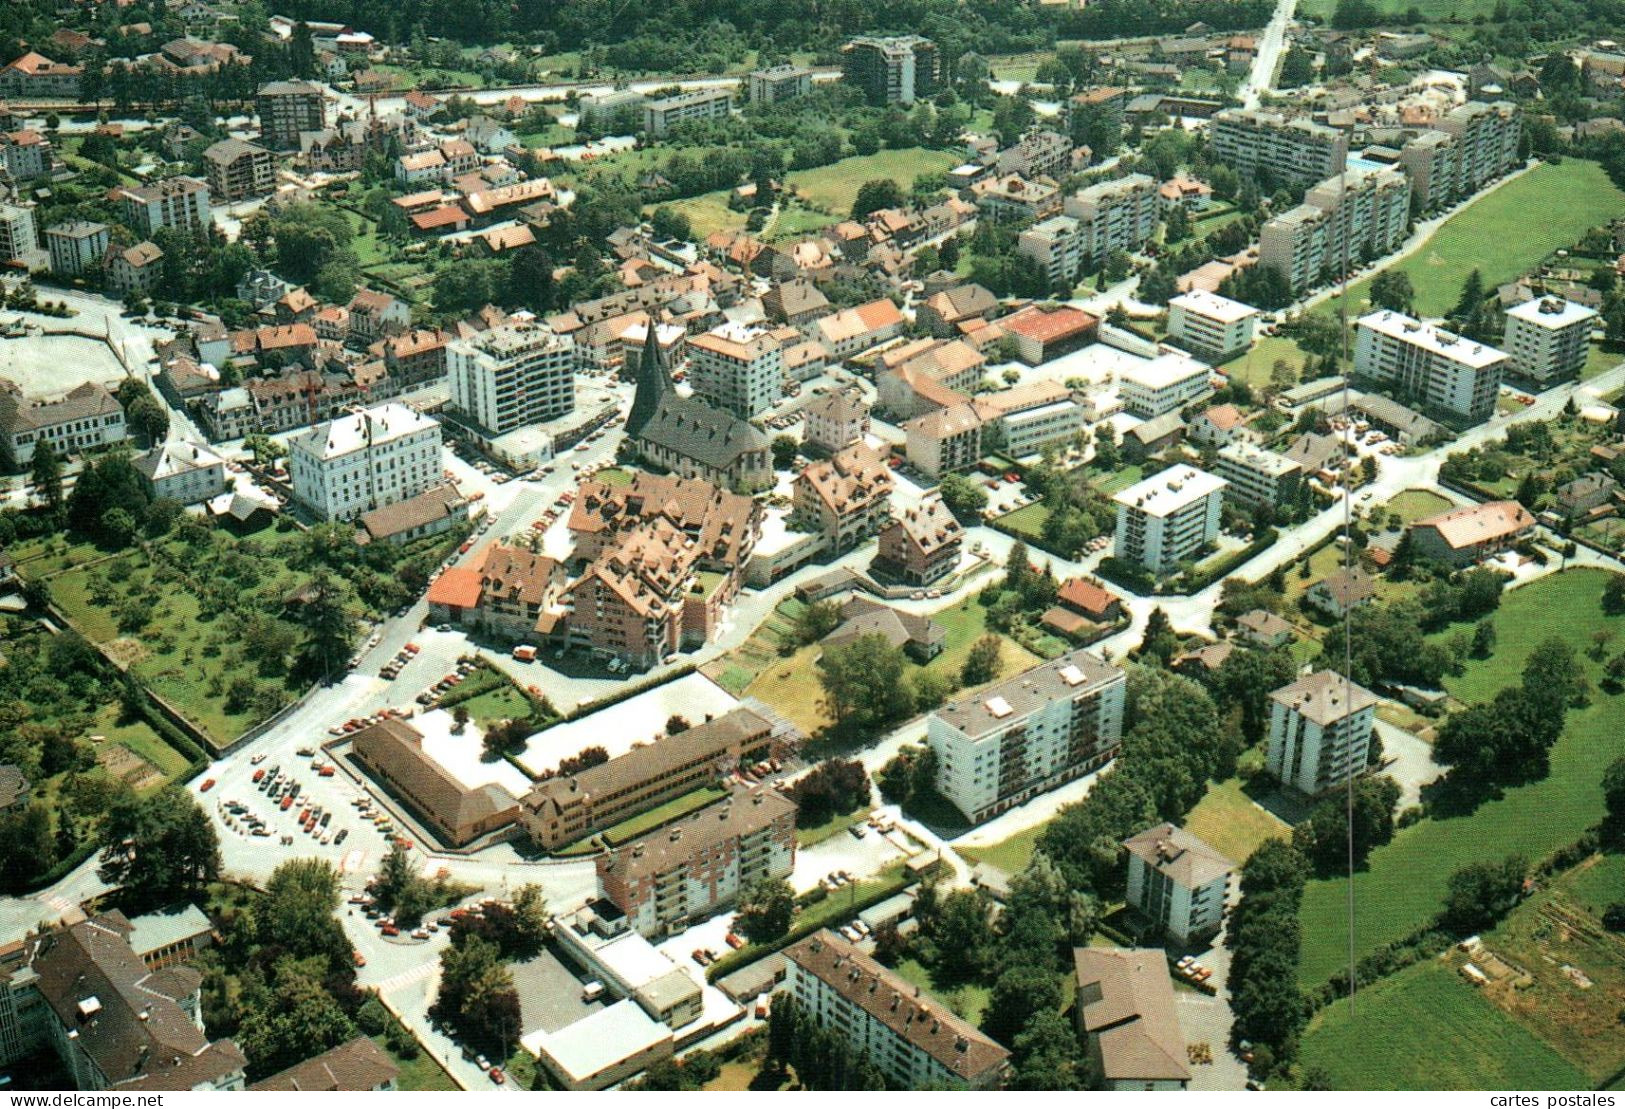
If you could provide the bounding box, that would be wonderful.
[1266,670,1377,795]
[287,402,442,522]
[118,177,212,236]
[643,89,732,137]
[1260,165,1411,295]
[1353,310,1507,424]
[687,323,783,418]
[1000,399,1084,457]
[1112,464,1226,576]
[1063,173,1159,262]
[1211,108,1349,185]
[134,441,229,505]
[448,324,576,435]
[1214,441,1302,510]
[929,650,1126,824]
[0,202,38,263]
[45,221,109,277]
[1502,296,1597,384]
[1119,352,1214,418]
[1167,290,1258,362]
[1123,824,1233,944]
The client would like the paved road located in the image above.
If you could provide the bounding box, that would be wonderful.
[1242,0,1300,109]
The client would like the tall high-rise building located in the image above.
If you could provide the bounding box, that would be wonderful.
[1502,296,1598,384]
[1112,464,1227,577]
[841,36,938,106]
[1435,100,1522,196]
[1266,670,1377,795]
[1259,164,1411,294]
[447,323,576,435]
[1211,108,1349,186]
[256,80,327,149]
[1353,309,1507,424]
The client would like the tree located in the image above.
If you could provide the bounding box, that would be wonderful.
[851,178,906,219]
[98,786,220,910]
[961,635,1002,685]
[1440,855,1527,934]
[984,962,1063,1046]
[1522,637,1589,712]
[1370,270,1414,315]
[787,758,870,825]
[736,876,795,943]
[937,472,988,520]
[817,634,909,737]
[920,888,993,981]
[1011,1010,1097,1090]
[1604,574,1625,615]
[1137,606,1179,666]
[1211,647,1298,744]
[665,714,691,735]
[434,934,520,1057]
[650,206,691,241]
[294,570,354,681]
[1291,775,1401,874]
[771,434,798,469]
[260,858,350,970]
[1603,757,1625,841]
[236,955,357,1081]
[31,441,62,509]
[791,600,841,645]
[877,744,937,808]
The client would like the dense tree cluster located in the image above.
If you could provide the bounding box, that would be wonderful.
[1291,775,1402,876]
[432,934,523,1058]
[735,876,797,943]
[1434,637,1585,788]
[97,785,220,912]
[767,992,888,1089]
[1227,840,1310,1065]
[787,758,871,826]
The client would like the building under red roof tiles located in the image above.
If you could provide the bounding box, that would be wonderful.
[425,566,482,612]
[999,305,1098,364]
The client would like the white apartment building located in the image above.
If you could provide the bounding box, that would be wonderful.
[0,201,38,263]
[1001,399,1085,457]
[1215,441,1303,511]
[1112,464,1227,577]
[1435,100,1521,196]
[1210,108,1349,185]
[643,89,732,137]
[1063,172,1159,261]
[929,649,1126,824]
[1502,296,1597,384]
[117,176,212,236]
[1018,215,1085,286]
[748,65,813,104]
[1119,352,1214,418]
[1266,669,1377,795]
[44,221,108,277]
[448,323,576,435]
[1353,310,1507,424]
[1123,823,1234,944]
[1260,165,1411,295]
[1166,290,1259,363]
[1398,129,1460,211]
[287,402,442,522]
[686,323,784,418]
[784,931,1009,1090]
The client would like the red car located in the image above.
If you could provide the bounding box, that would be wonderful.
[200,778,216,792]
[280,796,294,811]
[252,769,265,783]
[380,924,399,937]
[319,766,335,778]
[489,1068,505,1085]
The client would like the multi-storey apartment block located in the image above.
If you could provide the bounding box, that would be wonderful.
[595,788,796,937]
[1112,464,1227,577]
[44,220,108,277]
[784,930,1010,1089]
[202,138,276,201]
[1501,296,1598,384]
[256,80,327,149]
[1214,441,1304,512]
[1065,172,1159,258]
[0,201,38,264]
[1353,310,1507,424]
[687,323,783,418]
[1166,290,1259,362]
[643,89,732,137]
[748,65,814,104]
[447,323,576,435]
[929,649,1127,824]
[287,402,442,522]
[842,36,938,106]
[996,129,1075,180]
[790,443,894,552]
[1266,669,1377,795]
[117,176,212,237]
[1120,352,1214,419]
[1210,108,1349,186]
[877,496,963,585]
[1397,129,1460,211]
[1435,100,1521,196]
[1123,822,1235,944]
[1260,164,1411,295]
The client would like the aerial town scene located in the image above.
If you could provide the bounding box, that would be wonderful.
[0,0,1621,1095]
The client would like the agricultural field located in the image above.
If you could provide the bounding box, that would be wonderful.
[1296,568,1625,986]
[1299,960,1590,1090]
[1319,160,1625,320]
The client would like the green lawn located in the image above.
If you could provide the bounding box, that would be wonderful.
[785,149,959,219]
[1319,160,1625,320]
[893,959,992,1025]
[662,191,746,240]
[796,806,869,847]
[1181,777,1288,865]
[454,683,534,730]
[1090,464,1146,496]
[1378,488,1453,525]
[1583,342,1623,382]
[1301,0,1514,20]
[956,825,1044,874]
[996,501,1050,543]
[1221,334,1313,390]
[557,786,729,854]
[1299,961,1590,1090]
[374,1036,459,1091]
[594,466,634,486]
[1296,568,1625,987]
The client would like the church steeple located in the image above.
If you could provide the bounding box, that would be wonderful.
[625,317,670,438]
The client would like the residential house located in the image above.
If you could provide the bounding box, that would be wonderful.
[1305,567,1377,618]
[876,497,963,586]
[1073,948,1191,1090]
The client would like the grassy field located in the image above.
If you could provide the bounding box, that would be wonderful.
[796,806,869,847]
[1299,960,1590,1090]
[786,149,959,218]
[893,958,992,1025]
[664,191,746,240]
[1297,568,1625,986]
[996,501,1050,543]
[453,682,534,730]
[738,596,1040,740]
[1300,0,1520,21]
[1220,335,1314,390]
[1181,777,1289,865]
[1377,488,1453,525]
[1319,160,1625,320]
[956,824,1045,875]
[375,1036,458,1091]
[1583,342,1623,382]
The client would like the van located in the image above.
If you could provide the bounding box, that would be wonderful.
[513,645,538,662]
[582,981,605,1002]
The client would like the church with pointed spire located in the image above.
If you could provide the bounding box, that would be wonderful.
[626,320,772,493]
